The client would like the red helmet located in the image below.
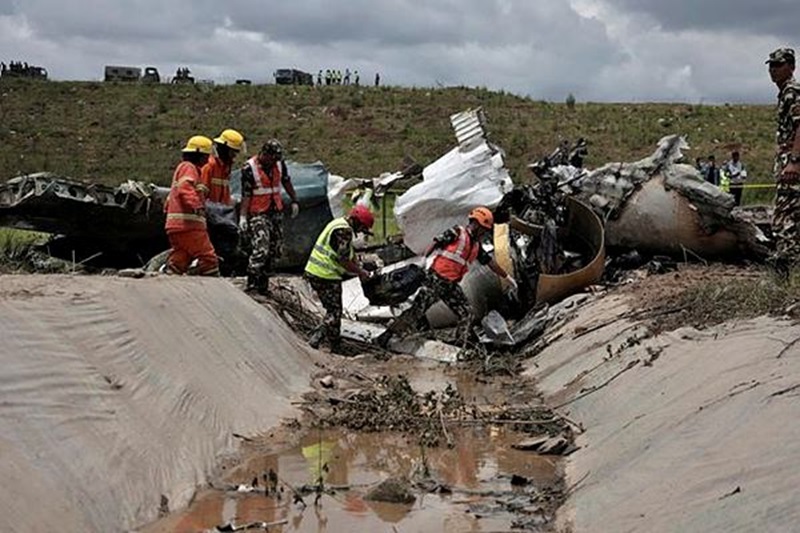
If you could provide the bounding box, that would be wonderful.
[469,206,494,229]
[349,204,374,232]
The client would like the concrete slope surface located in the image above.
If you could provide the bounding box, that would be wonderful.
[0,275,316,532]
[525,294,800,532]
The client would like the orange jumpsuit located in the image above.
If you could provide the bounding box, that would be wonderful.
[200,155,233,205]
[164,160,219,275]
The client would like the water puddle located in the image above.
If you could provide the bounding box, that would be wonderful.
[147,426,558,532]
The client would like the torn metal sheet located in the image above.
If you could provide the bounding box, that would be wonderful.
[339,319,459,363]
[425,197,605,328]
[513,197,605,305]
[0,173,169,266]
[571,135,768,259]
[394,108,513,255]
[0,162,335,269]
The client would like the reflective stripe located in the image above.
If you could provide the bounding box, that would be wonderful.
[429,226,475,281]
[313,243,340,261]
[437,250,468,265]
[247,157,283,212]
[307,255,345,275]
[248,159,281,194]
[166,213,205,223]
[431,227,470,265]
[210,178,229,186]
[253,186,281,195]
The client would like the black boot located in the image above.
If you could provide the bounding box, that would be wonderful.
[308,329,324,349]
[374,330,393,349]
[769,256,790,283]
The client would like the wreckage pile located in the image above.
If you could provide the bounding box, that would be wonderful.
[0,109,773,356]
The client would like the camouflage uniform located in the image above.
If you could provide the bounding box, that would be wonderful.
[771,51,800,270]
[241,158,293,292]
[306,275,343,349]
[380,269,474,345]
[246,211,283,288]
[396,270,475,333]
[306,225,354,349]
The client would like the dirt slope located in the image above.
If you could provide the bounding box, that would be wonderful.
[0,274,318,532]
[524,267,800,532]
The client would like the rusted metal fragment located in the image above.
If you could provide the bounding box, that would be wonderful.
[573,135,767,259]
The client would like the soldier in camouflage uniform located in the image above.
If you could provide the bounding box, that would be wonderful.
[305,205,375,350]
[375,207,517,349]
[768,48,800,277]
[239,140,299,294]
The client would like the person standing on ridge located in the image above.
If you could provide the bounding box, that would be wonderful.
[767,47,800,278]
[721,150,747,206]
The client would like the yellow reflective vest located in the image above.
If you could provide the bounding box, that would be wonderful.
[719,169,730,193]
[305,217,354,280]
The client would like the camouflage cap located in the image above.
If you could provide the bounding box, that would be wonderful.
[766,47,795,64]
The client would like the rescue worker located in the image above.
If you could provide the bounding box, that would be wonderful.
[201,129,246,205]
[305,205,375,350]
[239,139,299,293]
[164,135,219,276]
[375,207,517,348]
[767,47,800,278]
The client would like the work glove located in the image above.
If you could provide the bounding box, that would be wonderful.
[290,202,300,219]
[238,216,248,234]
[502,276,519,298]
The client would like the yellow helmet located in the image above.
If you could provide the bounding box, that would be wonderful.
[213,129,246,152]
[182,135,213,154]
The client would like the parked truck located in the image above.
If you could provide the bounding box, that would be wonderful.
[104,65,141,82]
[274,68,313,86]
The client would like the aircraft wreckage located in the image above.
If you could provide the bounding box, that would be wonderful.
[0,110,769,316]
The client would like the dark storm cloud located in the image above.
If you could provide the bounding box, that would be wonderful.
[0,0,790,102]
[603,0,797,39]
[223,0,607,48]
[9,0,219,42]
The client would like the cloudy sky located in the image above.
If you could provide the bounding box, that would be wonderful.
[0,0,794,103]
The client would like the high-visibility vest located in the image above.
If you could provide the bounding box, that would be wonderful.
[305,218,354,280]
[719,169,731,193]
[429,225,479,282]
[201,155,232,205]
[246,156,283,214]
[165,161,206,232]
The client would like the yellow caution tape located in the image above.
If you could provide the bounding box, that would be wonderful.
[738,183,777,189]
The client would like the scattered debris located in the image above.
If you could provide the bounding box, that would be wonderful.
[364,477,416,504]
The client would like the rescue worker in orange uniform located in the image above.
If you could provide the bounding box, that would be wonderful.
[375,206,517,348]
[200,129,246,205]
[164,135,219,275]
[305,204,375,350]
[239,139,299,293]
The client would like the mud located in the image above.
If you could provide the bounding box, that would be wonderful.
[143,348,570,532]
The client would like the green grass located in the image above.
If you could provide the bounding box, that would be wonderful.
[0,79,780,206]
[0,228,49,272]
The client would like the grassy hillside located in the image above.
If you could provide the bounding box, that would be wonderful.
[0,79,778,203]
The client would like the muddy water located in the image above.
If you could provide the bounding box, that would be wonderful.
[147,426,557,532]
